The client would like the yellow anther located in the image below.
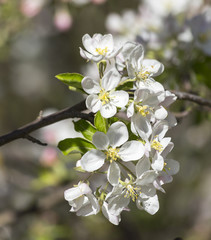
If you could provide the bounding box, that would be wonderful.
[98,89,110,105]
[151,139,163,152]
[136,105,150,117]
[119,175,141,202]
[96,47,108,56]
[106,147,119,162]
[137,70,150,80]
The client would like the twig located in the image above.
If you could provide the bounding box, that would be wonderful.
[25,135,47,146]
[0,91,210,147]
[0,100,91,147]
[172,90,211,108]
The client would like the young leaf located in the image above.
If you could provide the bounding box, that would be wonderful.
[94,111,108,133]
[55,73,85,93]
[73,119,96,141]
[58,138,96,156]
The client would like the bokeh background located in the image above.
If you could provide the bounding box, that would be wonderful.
[0,0,211,239]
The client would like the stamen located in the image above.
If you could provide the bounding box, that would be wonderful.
[98,88,110,105]
[96,47,108,56]
[151,139,163,152]
[136,105,150,117]
[106,147,119,162]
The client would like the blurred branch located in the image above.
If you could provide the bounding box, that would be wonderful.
[0,100,92,147]
[172,90,211,108]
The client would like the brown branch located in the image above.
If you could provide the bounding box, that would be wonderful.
[172,90,211,108]
[0,100,92,147]
[0,90,210,147]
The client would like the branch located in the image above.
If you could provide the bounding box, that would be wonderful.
[0,100,92,147]
[0,91,210,147]
[172,90,211,108]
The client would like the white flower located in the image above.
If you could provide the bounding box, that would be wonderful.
[124,43,164,91]
[82,68,129,118]
[128,88,167,122]
[64,182,100,216]
[79,33,121,62]
[80,122,145,185]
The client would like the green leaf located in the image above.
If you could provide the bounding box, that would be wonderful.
[58,138,96,155]
[94,111,108,133]
[116,79,134,91]
[55,73,85,93]
[73,119,96,141]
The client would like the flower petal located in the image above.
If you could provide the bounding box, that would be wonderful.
[136,156,151,178]
[102,202,121,225]
[107,161,120,186]
[86,94,101,113]
[107,122,128,148]
[102,68,121,91]
[64,183,91,201]
[100,103,117,118]
[136,170,158,185]
[110,90,129,108]
[119,141,144,162]
[141,195,159,215]
[92,131,109,150]
[81,149,105,172]
[82,77,100,94]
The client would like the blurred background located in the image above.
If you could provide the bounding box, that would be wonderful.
[0,0,211,239]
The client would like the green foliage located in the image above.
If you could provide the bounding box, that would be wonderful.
[58,138,96,155]
[73,119,97,141]
[116,79,134,91]
[55,72,85,93]
[94,111,108,133]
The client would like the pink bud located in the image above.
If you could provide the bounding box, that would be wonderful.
[54,8,73,32]
[20,0,45,18]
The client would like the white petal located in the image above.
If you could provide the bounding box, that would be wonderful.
[76,195,100,216]
[86,94,101,113]
[119,141,144,162]
[100,103,117,118]
[151,152,164,171]
[102,68,121,91]
[136,170,158,185]
[81,149,105,172]
[165,159,180,175]
[107,161,120,186]
[142,59,164,77]
[139,185,156,199]
[142,195,159,215]
[102,202,121,225]
[99,34,114,52]
[161,141,174,158]
[110,91,129,108]
[79,48,93,60]
[127,102,134,118]
[92,132,109,150]
[107,122,128,148]
[82,77,100,94]
[132,114,152,141]
[136,156,151,178]
[152,120,169,140]
[108,193,130,216]
[64,183,91,201]
[82,34,96,54]
[154,106,168,120]
[69,196,85,212]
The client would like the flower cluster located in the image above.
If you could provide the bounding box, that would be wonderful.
[59,33,179,225]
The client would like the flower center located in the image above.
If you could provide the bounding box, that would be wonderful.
[98,88,110,105]
[151,139,163,152]
[119,174,141,202]
[137,70,150,81]
[96,47,108,56]
[106,147,119,162]
[136,105,150,117]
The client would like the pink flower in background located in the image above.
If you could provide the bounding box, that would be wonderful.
[20,0,45,18]
[54,8,73,32]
